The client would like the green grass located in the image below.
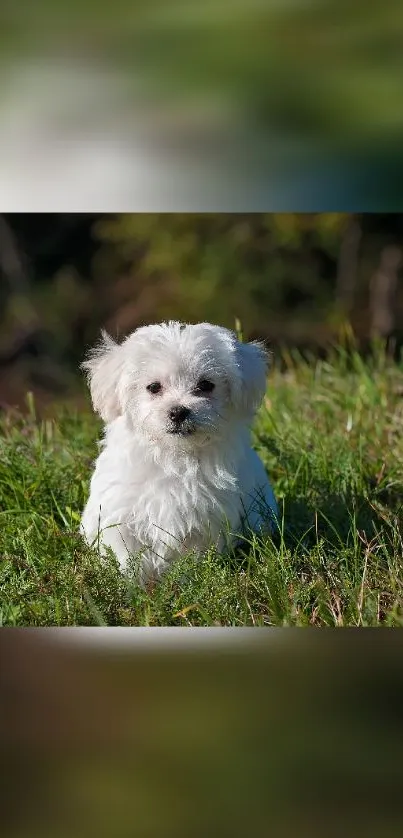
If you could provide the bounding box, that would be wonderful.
[1,344,403,626]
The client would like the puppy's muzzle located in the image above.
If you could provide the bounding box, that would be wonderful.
[167,405,193,435]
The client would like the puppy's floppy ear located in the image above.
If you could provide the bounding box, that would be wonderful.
[81,331,126,422]
[234,339,270,416]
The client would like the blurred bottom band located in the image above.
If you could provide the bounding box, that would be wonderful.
[0,629,402,838]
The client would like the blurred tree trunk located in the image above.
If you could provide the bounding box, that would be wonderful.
[335,214,362,317]
[0,215,39,360]
[369,245,401,338]
[0,214,29,293]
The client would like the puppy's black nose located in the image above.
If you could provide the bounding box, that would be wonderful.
[169,405,191,424]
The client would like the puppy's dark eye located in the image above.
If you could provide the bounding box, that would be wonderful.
[194,379,215,394]
[147,382,162,394]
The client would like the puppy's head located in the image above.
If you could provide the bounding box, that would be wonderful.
[82,321,269,449]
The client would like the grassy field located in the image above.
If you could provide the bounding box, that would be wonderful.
[1,344,403,626]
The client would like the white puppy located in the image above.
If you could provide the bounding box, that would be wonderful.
[80,321,278,585]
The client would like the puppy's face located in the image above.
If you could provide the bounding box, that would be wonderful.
[83,322,269,450]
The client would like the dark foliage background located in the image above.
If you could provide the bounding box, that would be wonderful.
[1,213,403,408]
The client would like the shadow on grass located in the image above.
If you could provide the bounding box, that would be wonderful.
[220,482,403,576]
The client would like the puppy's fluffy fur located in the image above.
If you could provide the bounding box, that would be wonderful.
[80,321,277,584]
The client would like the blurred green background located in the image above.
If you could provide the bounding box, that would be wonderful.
[1,213,403,409]
[1,1,403,209]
